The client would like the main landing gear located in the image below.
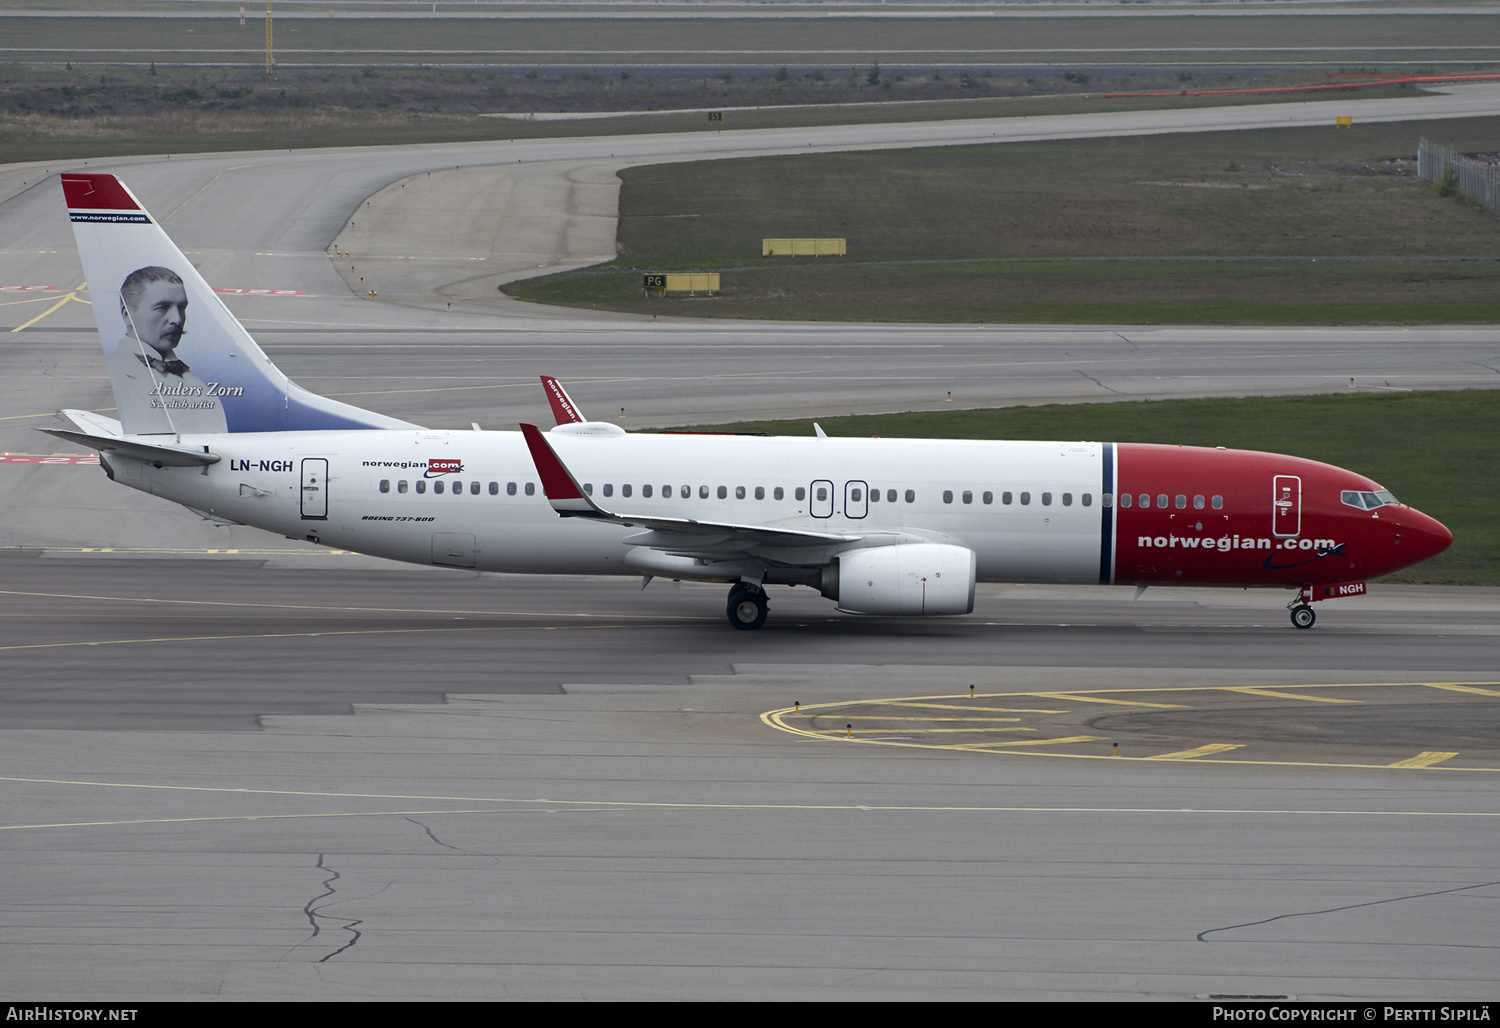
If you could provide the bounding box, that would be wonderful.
[727,582,769,631]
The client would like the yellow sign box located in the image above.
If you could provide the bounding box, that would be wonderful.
[643,273,719,296]
[763,238,847,257]
[1336,115,1353,128]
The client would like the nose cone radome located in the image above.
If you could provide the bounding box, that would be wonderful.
[1396,507,1453,568]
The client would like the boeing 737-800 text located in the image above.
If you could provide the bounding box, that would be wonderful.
[50,173,1452,630]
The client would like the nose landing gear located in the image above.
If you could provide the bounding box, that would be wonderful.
[727,582,769,630]
[1288,585,1317,629]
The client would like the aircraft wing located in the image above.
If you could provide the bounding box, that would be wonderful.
[519,423,859,555]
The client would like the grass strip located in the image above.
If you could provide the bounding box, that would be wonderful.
[508,117,1500,326]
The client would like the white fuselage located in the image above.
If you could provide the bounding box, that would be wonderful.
[126,429,1109,584]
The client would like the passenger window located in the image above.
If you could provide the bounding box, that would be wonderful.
[961,490,972,504]
[869,488,879,503]
[1062,493,1072,506]
[489,482,499,496]
[434,481,444,495]
[851,488,863,502]
[982,491,993,505]
[943,490,953,504]
[1020,492,1031,505]
[1193,495,1205,509]
[680,485,690,499]
[1119,493,1130,508]
[717,486,727,499]
[379,479,390,493]
[755,486,765,500]
[643,484,653,498]
[623,484,632,498]
[1156,494,1167,509]
[525,482,535,496]
[1212,495,1223,509]
[887,489,897,503]
[398,480,408,494]
[816,486,828,502]
[775,487,785,500]
[603,483,613,498]
[1175,495,1187,509]
[583,483,592,496]
[795,487,805,501]
[1002,491,1012,505]
[1083,493,1093,507]
[1139,494,1150,508]
[1042,492,1052,506]
[416,480,426,494]
[698,485,709,499]
[736,486,745,499]
[507,481,517,496]
[904,489,915,503]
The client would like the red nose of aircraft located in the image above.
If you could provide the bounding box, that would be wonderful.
[1391,506,1453,570]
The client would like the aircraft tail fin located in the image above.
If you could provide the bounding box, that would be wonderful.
[62,173,417,435]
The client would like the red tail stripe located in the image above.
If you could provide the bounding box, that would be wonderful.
[60,174,139,211]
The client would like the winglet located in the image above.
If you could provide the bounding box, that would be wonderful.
[519,422,603,517]
[540,375,587,425]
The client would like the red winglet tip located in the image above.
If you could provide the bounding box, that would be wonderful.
[540,375,584,425]
[519,423,583,501]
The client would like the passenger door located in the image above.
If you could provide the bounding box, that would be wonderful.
[1272,475,1301,538]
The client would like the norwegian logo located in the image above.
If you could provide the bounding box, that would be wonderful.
[424,458,464,478]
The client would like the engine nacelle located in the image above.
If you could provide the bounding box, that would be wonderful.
[827,543,977,616]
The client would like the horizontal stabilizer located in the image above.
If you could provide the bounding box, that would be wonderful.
[40,427,220,467]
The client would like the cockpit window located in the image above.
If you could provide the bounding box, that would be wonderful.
[1341,489,1399,510]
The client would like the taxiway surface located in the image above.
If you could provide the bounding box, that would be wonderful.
[2,552,1499,1000]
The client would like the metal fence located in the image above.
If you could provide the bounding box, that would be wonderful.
[1417,137,1500,215]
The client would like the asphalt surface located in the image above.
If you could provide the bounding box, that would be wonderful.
[2,92,1499,1000]
[2,552,1498,1000]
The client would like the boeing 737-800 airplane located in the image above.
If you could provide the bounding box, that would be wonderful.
[50,173,1452,630]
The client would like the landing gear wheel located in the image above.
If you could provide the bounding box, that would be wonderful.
[1290,604,1316,630]
[727,584,769,631]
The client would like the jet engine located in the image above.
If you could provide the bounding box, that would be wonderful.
[822,543,977,616]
